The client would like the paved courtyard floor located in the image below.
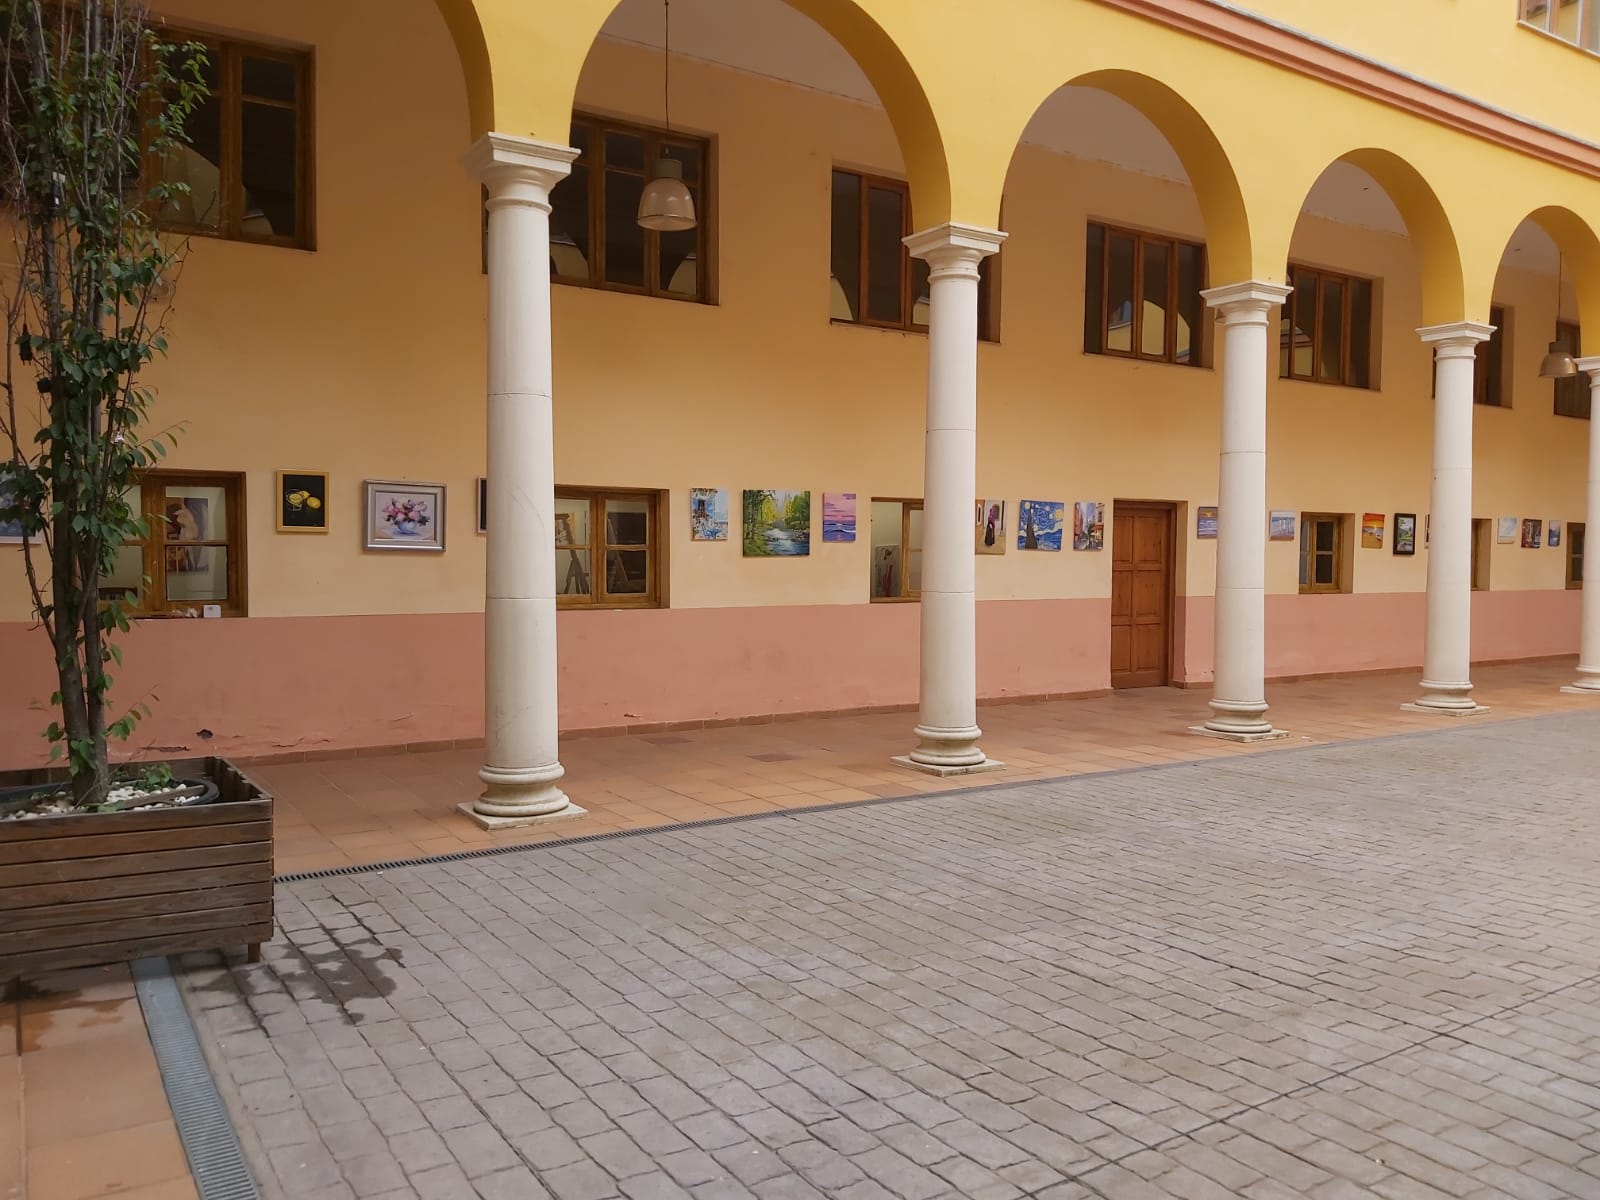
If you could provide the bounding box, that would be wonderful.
[187,709,1600,1200]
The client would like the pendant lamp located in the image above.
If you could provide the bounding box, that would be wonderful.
[1538,252,1577,378]
[637,0,697,233]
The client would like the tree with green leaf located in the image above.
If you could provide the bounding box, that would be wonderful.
[0,1,206,804]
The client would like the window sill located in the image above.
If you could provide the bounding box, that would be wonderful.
[1086,350,1210,371]
[1279,375,1374,391]
[556,603,664,612]
[1516,20,1600,61]
[870,595,921,604]
[552,277,712,306]
[163,223,314,253]
[830,319,1000,346]
[127,610,245,620]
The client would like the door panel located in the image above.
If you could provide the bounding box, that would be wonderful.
[1110,503,1173,689]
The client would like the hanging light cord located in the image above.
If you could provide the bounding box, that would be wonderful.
[663,0,672,135]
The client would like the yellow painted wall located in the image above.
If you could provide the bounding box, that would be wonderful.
[0,2,1590,635]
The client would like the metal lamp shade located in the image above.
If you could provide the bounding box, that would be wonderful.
[637,159,696,232]
[1539,341,1578,378]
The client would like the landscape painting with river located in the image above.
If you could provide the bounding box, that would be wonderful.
[743,489,811,556]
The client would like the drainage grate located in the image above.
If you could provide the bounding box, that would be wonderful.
[132,957,261,1200]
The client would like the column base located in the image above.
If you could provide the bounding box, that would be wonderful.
[1400,701,1491,717]
[1560,685,1600,695]
[897,723,1003,777]
[458,800,587,830]
[891,754,1007,778]
[1188,723,1291,743]
[469,763,585,828]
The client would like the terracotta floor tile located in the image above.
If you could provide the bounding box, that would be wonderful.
[26,1120,189,1199]
[22,1033,168,1147]
[19,967,133,1011]
[0,1058,20,1200]
[16,997,144,1055]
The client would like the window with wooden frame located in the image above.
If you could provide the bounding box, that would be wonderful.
[543,115,708,302]
[1554,321,1591,419]
[1083,222,1206,366]
[1279,265,1375,388]
[153,31,312,248]
[99,472,247,616]
[829,169,994,338]
[553,489,661,609]
[1473,518,1492,591]
[1475,306,1510,408]
[869,499,922,601]
[1570,522,1587,589]
[1298,513,1349,594]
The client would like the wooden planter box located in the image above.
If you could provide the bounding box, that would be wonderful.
[0,756,273,979]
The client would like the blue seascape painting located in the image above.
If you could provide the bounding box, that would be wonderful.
[1017,500,1064,551]
[822,492,856,543]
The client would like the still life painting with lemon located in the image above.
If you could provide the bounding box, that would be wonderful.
[276,471,328,532]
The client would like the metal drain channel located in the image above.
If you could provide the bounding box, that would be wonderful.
[132,956,261,1200]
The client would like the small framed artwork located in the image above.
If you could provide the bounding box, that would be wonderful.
[365,480,446,552]
[1268,511,1296,541]
[1497,517,1518,544]
[690,487,728,541]
[822,492,857,543]
[1017,500,1064,551]
[276,470,328,533]
[1522,518,1542,549]
[476,477,488,534]
[1550,520,1563,549]
[1361,513,1385,549]
[976,499,1007,554]
[1393,513,1417,556]
[1196,506,1219,540]
[0,467,42,545]
[1072,501,1105,551]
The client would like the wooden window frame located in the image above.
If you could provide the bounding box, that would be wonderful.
[1298,512,1348,595]
[1474,305,1510,408]
[830,168,994,340]
[1086,221,1207,367]
[870,498,922,603]
[1281,264,1375,388]
[554,488,662,610]
[105,470,247,617]
[1569,521,1587,589]
[153,30,314,250]
[551,113,711,304]
[1472,518,1493,592]
[1554,320,1591,419]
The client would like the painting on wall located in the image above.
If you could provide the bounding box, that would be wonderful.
[1522,518,1543,549]
[1550,520,1563,549]
[276,471,328,533]
[976,499,1006,554]
[1196,506,1218,539]
[743,489,810,556]
[690,487,729,542]
[1016,500,1064,551]
[1361,513,1385,549]
[476,477,488,534]
[165,495,210,572]
[0,469,41,544]
[1268,511,1296,541]
[822,492,857,543]
[1497,517,1519,544]
[1393,513,1417,556]
[364,480,445,552]
[1073,501,1105,551]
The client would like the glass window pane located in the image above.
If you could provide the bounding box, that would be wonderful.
[556,494,592,598]
[605,131,645,172]
[1107,234,1135,353]
[907,550,922,596]
[1291,271,1316,377]
[166,546,228,603]
[911,258,931,328]
[659,219,697,297]
[100,543,144,601]
[870,501,902,599]
[661,141,699,186]
[557,546,592,596]
[1084,224,1105,354]
[240,101,298,238]
[830,171,861,322]
[1315,520,1335,553]
[866,185,905,324]
[1177,243,1203,366]
[605,499,649,546]
[603,171,646,287]
[164,485,226,543]
[907,507,923,552]
[241,56,295,102]
[1319,277,1345,383]
[1141,240,1169,357]
[1348,278,1373,389]
[164,54,222,231]
[550,162,590,280]
[1314,553,1334,586]
[606,549,648,595]
[555,497,590,547]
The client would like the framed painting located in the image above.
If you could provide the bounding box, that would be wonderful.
[0,467,42,545]
[822,492,857,543]
[1072,501,1104,551]
[976,499,1006,554]
[1361,513,1385,549]
[1497,517,1518,544]
[1196,506,1218,540]
[1393,513,1417,556]
[1522,518,1542,549]
[365,480,445,552]
[1550,520,1563,549]
[476,477,488,534]
[276,470,328,533]
[690,487,728,541]
[1016,500,1063,551]
[743,489,810,556]
[1268,511,1296,541]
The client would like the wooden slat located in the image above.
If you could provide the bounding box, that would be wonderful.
[0,819,270,866]
[3,882,273,932]
[0,902,271,957]
[0,861,272,909]
[0,797,269,842]
[0,840,270,889]
[0,921,275,978]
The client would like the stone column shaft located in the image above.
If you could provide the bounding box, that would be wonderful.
[1564,358,1600,694]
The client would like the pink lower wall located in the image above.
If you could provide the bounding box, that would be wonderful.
[0,588,1577,766]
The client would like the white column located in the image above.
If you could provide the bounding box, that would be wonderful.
[460,133,586,827]
[1563,358,1600,694]
[1407,322,1493,715]
[895,223,1006,776]
[1194,281,1292,741]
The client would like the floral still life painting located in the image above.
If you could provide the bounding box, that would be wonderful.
[366,480,446,552]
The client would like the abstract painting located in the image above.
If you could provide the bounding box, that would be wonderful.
[690,487,729,542]
[743,489,810,556]
[975,499,1006,554]
[822,492,857,543]
[1522,518,1542,549]
[1073,501,1104,551]
[1196,506,1218,539]
[1017,500,1064,551]
[1269,511,1296,541]
[1361,513,1385,549]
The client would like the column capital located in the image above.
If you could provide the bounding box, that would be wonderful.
[1201,280,1293,323]
[1417,320,1494,359]
[904,222,1006,276]
[1575,355,1600,377]
[463,132,579,199]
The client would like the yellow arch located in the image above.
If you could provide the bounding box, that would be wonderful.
[1484,205,1600,336]
[433,0,953,226]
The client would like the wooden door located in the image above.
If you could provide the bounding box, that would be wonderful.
[1110,503,1173,689]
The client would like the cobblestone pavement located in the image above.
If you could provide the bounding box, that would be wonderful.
[184,712,1600,1200]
